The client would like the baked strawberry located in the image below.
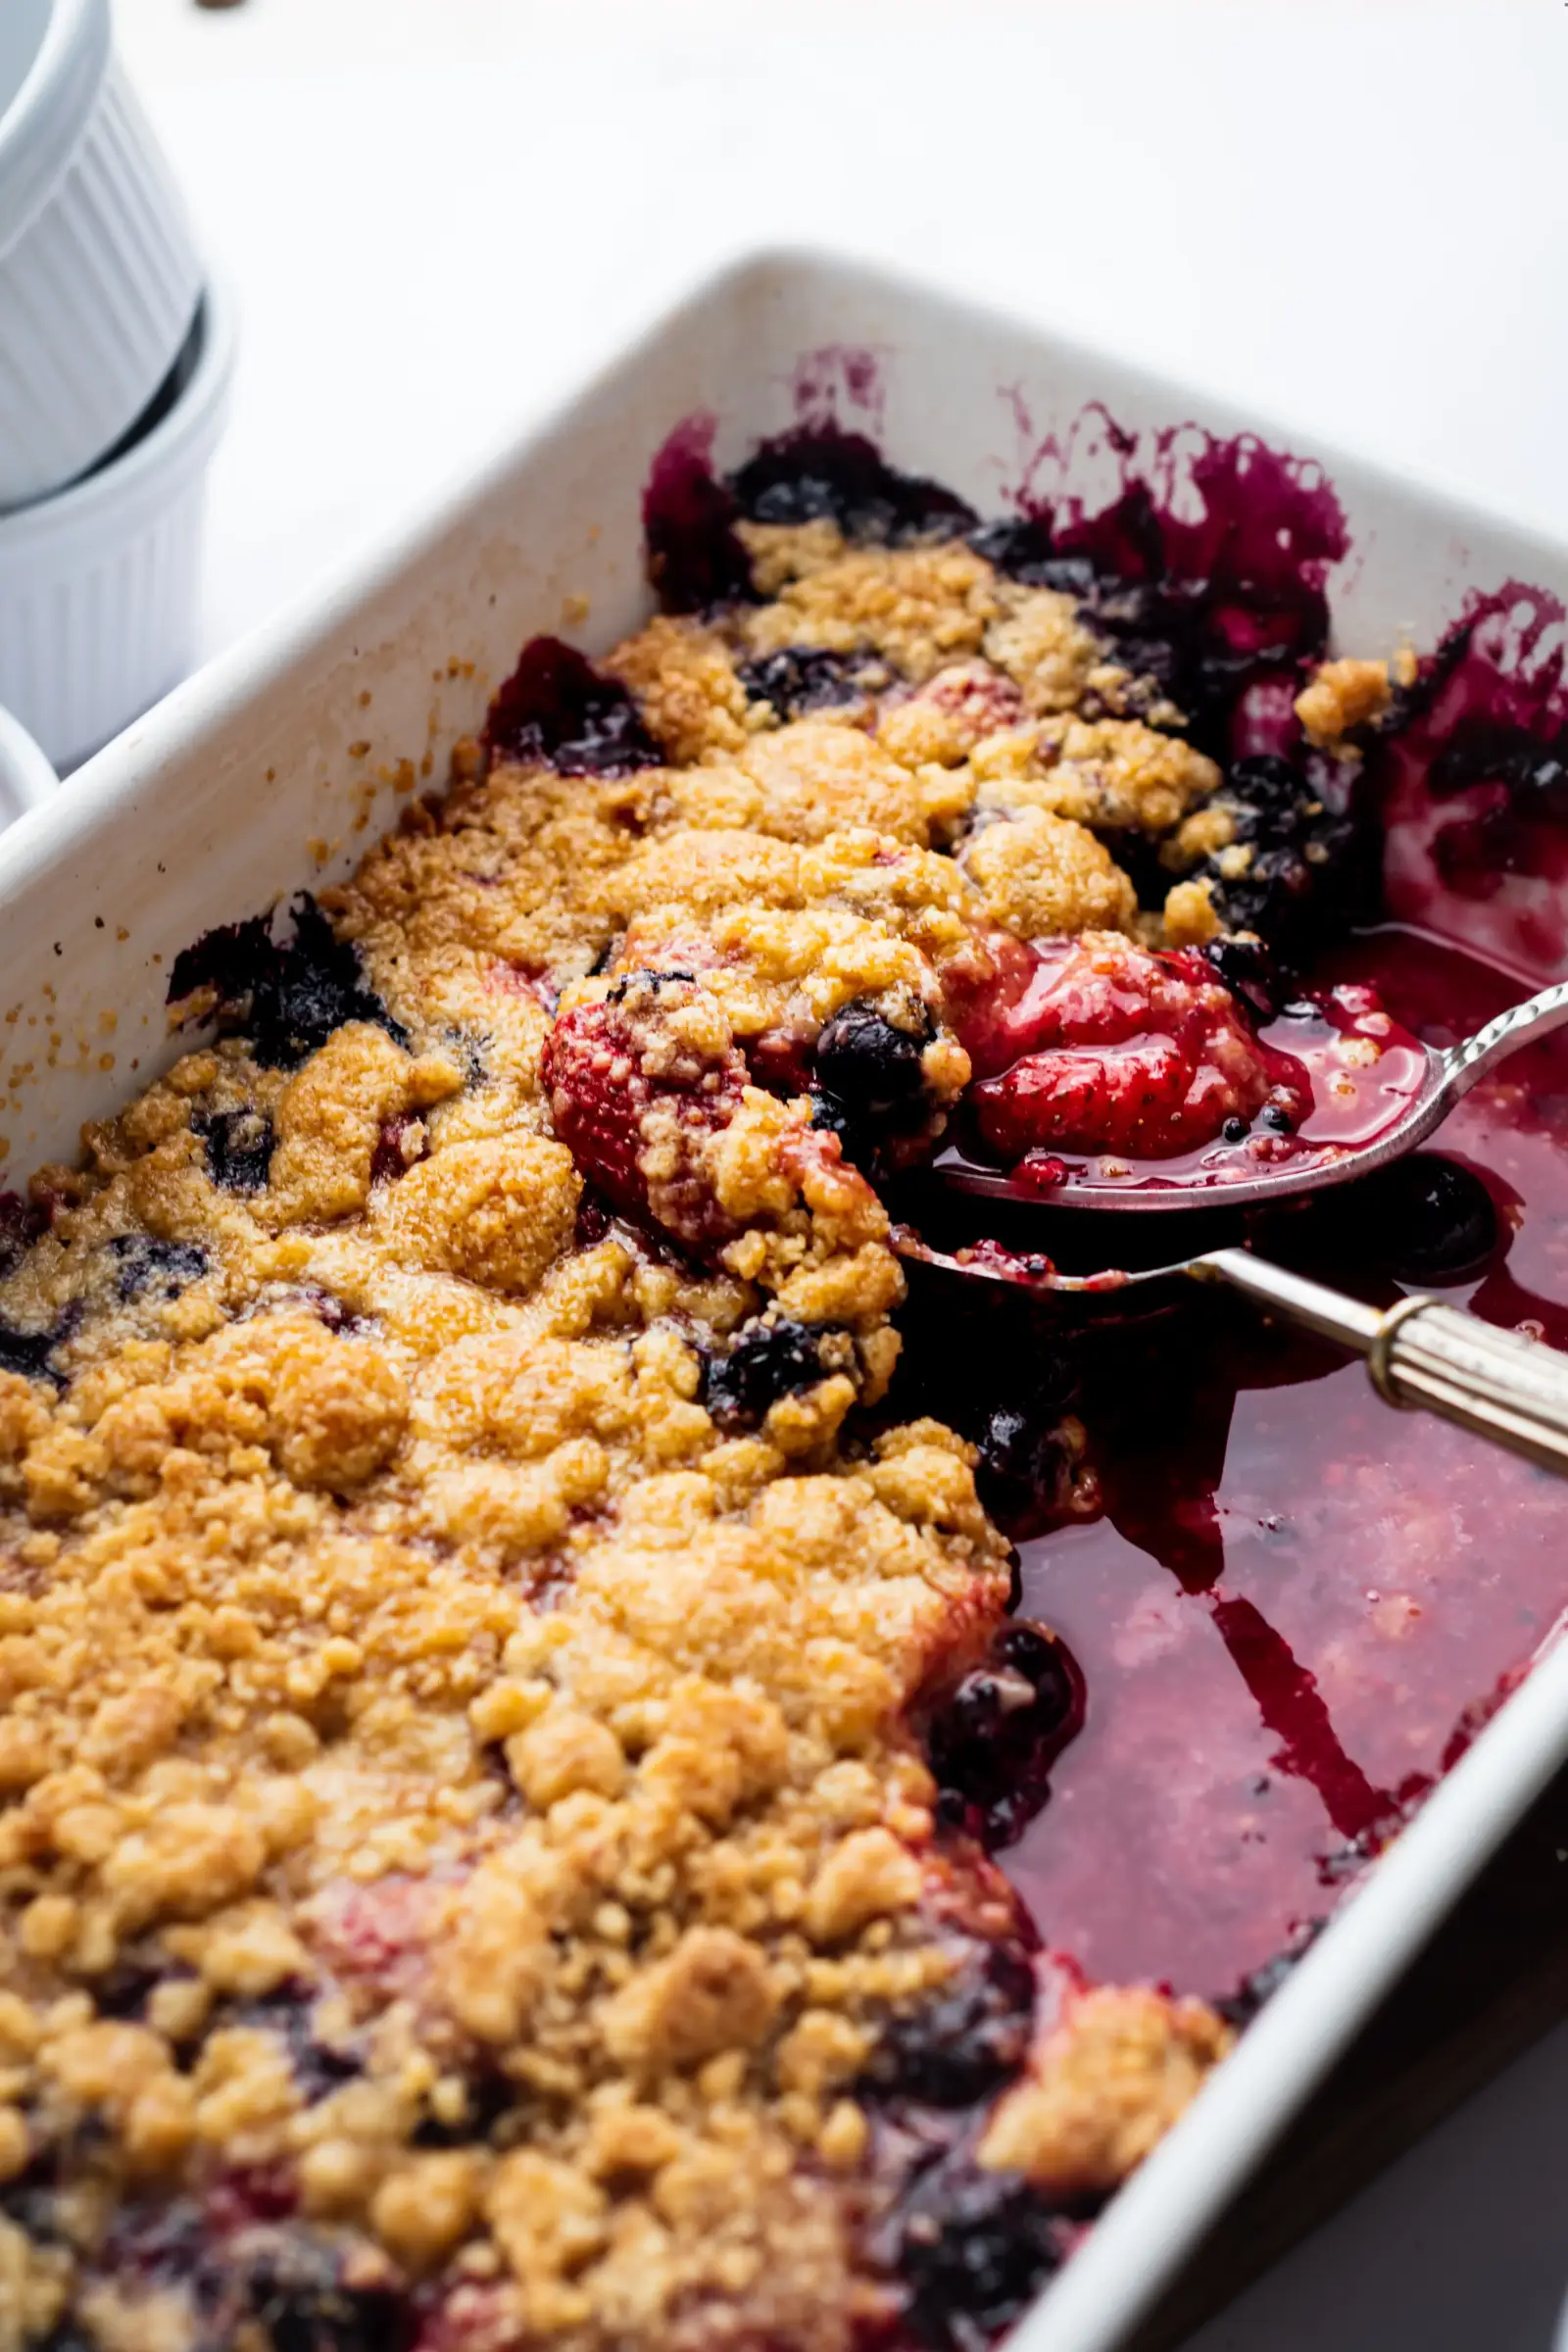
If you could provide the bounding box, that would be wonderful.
[542,968,749,1252]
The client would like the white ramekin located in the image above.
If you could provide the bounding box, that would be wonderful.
[0,274,236,770]
[0,0,203,510]
[0,699,58,828]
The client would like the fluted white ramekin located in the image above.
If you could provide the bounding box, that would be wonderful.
[0,700,57,828]
[0,0,203,510]
[0,275,236,769]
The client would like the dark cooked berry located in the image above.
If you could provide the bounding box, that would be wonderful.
[229,2236,414,2352]
[925,1620,1084,1849]
[194,1106,275,1193]
[169,895,406,1072]
[726,425,977,545]
[735,646,882,719]
[1201,933,1286,1020]
[1260,1102,1294,1133]
[1222,1116,1249,1144]
[886,2152,1069,2352]
[1354,1153,1499,1282]
[813,1001,931,1119]
[968,517,1094,596]
[642,414,757,612]
[368,1114,425,1187]
[0,1307,75,1386]
[702,1316,850,1429]
[1197,752,1373,953]
[974,1406,1075,1539]
[0,1191,48,1279]
[484,636,662,777]
[863,1941,1036,2109]
[1216,1919,1326,2028]
[216,1989,363,2105]
[107,1235,208,1301]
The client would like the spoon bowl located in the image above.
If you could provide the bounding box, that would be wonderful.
[956,972,1568,1214]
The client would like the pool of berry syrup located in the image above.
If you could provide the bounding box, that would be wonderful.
[990,922,1568,2001]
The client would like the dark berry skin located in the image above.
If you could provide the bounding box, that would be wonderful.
[702,1316,850,1429]
[1201,752,1374,952]
[0,1302,78,1387]
[814,1002,931,1119]
[883,2151,1068,2352]
[735,646,881,720]
[0,1191,48,1279]
[107,1235,208,1302]
[926,1621,1084,1850]
[220,2236,415,2352]
[643,414,758,613]
[484,636,662,776]
[168,895,407,1073]
[1201,933,1286,1022]
[863,1942,1036,2110]
[726,425,977,545]
[1351,1153,1499,1283]
[973,1406,1075,1541]
[193,1106,275,1193]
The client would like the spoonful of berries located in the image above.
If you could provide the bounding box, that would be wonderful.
[939,931,1568,1215]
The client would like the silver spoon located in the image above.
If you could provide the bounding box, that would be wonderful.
[897,1228,1568,1475]
[943,972,1568,1216]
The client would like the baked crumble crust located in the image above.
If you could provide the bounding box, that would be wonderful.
[0,463,1392,2352]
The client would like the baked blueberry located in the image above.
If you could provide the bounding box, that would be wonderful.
[727,425,976,544]
[169,894,407,1071]
[194,1106,275,1193]
[736,646,882,719]
[107,1235,208,1301]
[484,636,662,776]
[702,1316,851,1429]
[887,2152,1068,2352]
[863,1941,1037,2110]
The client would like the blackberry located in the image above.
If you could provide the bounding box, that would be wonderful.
[484,635,662,776]
[925,1620,1084,1850]
[735,646,882,720]
[863,1941,1036,2109]
[107,1235,208,1301]
[642,415,758,613]
[168,895,407,1072]
[702,1316,850,1430]
[886,2152,1068,2352]
[1198,752,1372,953]
[726,425,977,544]
[194,1106,275,1193]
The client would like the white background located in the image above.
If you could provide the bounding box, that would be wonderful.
[112,3,1568,2344]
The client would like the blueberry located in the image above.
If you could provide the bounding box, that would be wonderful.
[735,647,883,719]
[0,1191,48,1279]
[967,516,1093,595]
[974,1405,1071,1538]
[194,1107,275,1193]
[231,2239,414,2352]
[726,426,977,545]
[1198,754,1374,953]
[925,1620,1083,1850]
[863,1941,1036,2109]
[0,1305,76,1387]
[885,2152,1068,2352]
[219,1990,364,2106]
[1355,1153,1499,1282]
[702,1316,851,1429]
[1260,1103,1295,1134]
[107,1235,208,1302]
[1222,1116,1249,1145]
[484,635,662,776]
[1201,934,1285,1021]
[814,1001,931,1119]
[169,894,407,1073]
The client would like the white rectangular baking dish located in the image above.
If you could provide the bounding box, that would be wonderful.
[1,248,1565,2352]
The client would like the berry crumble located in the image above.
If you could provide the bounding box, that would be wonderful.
[1,413,1566,2352]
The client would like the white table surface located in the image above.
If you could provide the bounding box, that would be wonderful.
[112,3,1568,2343]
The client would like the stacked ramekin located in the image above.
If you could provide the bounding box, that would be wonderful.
[0,0,236,776]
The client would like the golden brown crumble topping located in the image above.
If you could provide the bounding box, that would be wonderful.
[0,507,1278,2352]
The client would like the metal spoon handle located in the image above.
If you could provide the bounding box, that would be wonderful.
[1436,973,1568,1104]
[1190,1248,1568,1476]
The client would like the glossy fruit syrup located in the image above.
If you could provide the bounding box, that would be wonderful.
[967,922,1568,2002]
